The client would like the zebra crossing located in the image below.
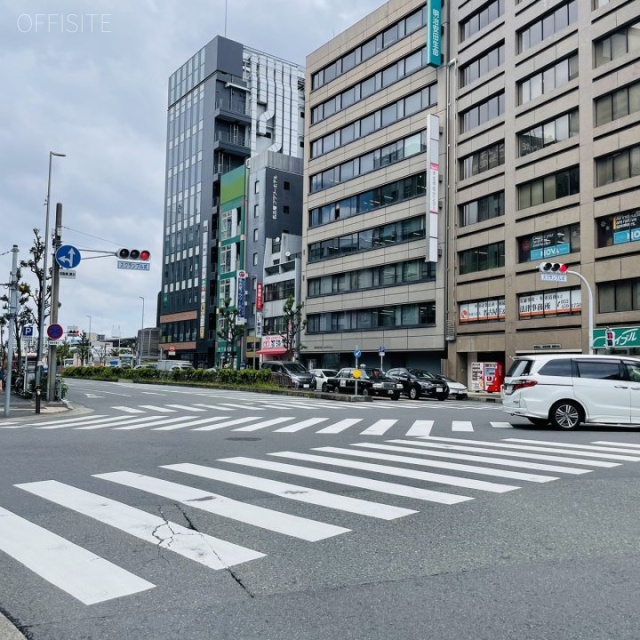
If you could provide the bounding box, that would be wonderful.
[1,436,639,605]
[0,412,515,436]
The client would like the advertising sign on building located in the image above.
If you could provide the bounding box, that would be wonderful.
[426,0,442,67]
[237,271,247,319]
[425,114,440,262]
[261,334,285,350]
[200,221,208,339]
[256,283,263,311]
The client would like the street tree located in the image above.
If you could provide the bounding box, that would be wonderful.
[216,297,245,368]
[76,331,91,366]
[281,294,307,360]
[0,269,37,367]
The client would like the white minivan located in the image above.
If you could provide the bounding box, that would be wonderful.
[503,354,640,429]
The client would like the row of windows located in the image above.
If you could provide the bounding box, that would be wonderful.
[461,93,505,133]
[594,20,640,68]
[310,85,437,159]
[307,302,436,334]
[519,0,577,53]
[308,215,425,264]
[160,321,198,344]
[595,80,640,126]
[597,210,640,248]
[309,172,426,228]
[599,278,640,313]
[311,48,427,125]
[311,6,425,91]
[461,0,505,42]
[518,54,578,105]
[459,192,504,227]
[460,43,505,87]
[518,110,579,157]
[596,143,640,187]
[264,279,295,302]
[461,141,505,180]
[518,166,580,210]
[307,259,436,298]
[519,287,581,319]
[459,298,505,323]
[459,242,505,275]
[309,131,426,193]
[518,223,580,263]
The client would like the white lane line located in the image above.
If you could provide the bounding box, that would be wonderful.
[316,419,363,434]
[191,417,265,432]
[268,452,519,494]
[153,416,230,431]
[164,463,416,520]
[19,481,263,570]
[452,421,474,432]
[232,417,295,432]
[423,436,640,462]
[221,457,470,505]
[164,404,206,413]
[360,420,396,436]
[401,440,619,468]
[273,418,329,433]
[491,422,514,428]
[19,415,109,429]
[0,505,154,605]
[312,446,556,483]
[365,441,591,475]
[111,406,145,414]
[405,421,434,437]
[138,405,176,413]
[78,417,163,431]
[259,404,293,409]
[504,438,640,455]
[593,441,640,450]
[97,471,348,542]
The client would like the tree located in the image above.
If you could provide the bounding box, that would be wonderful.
[281,294,307,360]
[216,297,245,368]
[19,229,52,331]
[55,338,73,367]
[76,331,91,366]
[0,268,37,368]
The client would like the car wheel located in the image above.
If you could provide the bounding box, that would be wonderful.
[550,400,583,430]
[527,417,549,427]
[321,382,327,392]
[391,393,400,401]
[436,393,448,401]
[408,386,420,400]
[360,387,370,396]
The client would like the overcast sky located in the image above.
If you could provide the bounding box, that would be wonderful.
[0,0,383,342]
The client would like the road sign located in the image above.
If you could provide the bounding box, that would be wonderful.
[354,347,361,358]
[117,261,151,271]
[378,346,385,356]
[48,340,60,347]
[55,245,81,269]
[540,273,568,283]
[22,326,33,338]
[59,269,76,279]
[46,323,64,340]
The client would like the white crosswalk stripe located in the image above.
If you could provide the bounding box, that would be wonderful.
[360,419,396,435]
[138,405,176,413]
[405,420,434,437]
[316,418,363,434]
[78,416,166,431]
[452,421,474,432]
[191,416,264,431]
[490,421,513,428]
[112,406,145,414]
[164,404,207,412]
[274,418,329,433]
[152,416,230,431]
[233,417,295,432]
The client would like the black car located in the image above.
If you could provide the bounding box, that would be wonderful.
[326,368,402,399]
[386,367,449,401]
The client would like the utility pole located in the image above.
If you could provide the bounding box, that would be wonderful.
[47,203,62,402]
[3,245,18,417]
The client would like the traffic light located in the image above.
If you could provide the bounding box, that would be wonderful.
[539,262,568,273]
[605,327,615,349]
[116,249,151,261]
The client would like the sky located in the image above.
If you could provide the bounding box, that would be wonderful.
[0,0,384,342]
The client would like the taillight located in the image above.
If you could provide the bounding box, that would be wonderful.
[512,379,537,391]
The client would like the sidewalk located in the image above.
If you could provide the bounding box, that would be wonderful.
[0,387,70,421]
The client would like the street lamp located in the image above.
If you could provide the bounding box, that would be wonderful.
[139,296,144,365]
[34,151,65,413]
[86,315,92,365]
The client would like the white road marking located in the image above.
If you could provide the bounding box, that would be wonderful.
[273,418,329,433]
[138,405,176,413]
[593,441,640,450]
[232,417,295,432]
[191,417,264,431]
[153,416,230,431]
[164,404,206,412]
[79,417,163,431]
[405,420,434,437]
[452,421,474,432]
[490,422,514,428]
[316,419,363,434]
[360,419,396,435]
[505,438,640,455]
[0,505,154,605]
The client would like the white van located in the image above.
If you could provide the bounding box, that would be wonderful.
[503,354,640,429]
[156,361,194,372]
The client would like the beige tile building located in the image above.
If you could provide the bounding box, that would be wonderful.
[303,0,640,387]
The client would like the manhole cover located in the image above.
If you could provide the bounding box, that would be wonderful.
[225,437,261,441]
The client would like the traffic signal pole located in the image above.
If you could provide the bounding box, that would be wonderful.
[47,203,63,401]
[566,269,594,355]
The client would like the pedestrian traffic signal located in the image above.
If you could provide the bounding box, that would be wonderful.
[539,262,568,273]
[116,249,151,261]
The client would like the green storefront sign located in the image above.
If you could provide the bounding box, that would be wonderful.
[593,326,640,349]
[426,0,442,67]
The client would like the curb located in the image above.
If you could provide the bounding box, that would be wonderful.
[0,612,27,640]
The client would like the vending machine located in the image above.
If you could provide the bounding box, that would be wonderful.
[470,362,504,393]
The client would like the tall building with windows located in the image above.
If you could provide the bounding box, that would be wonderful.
[160,36,304,367]
[304,0,640,387]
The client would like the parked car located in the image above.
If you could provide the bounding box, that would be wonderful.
[368,368,403,400]
[503,354,640,429]
[261,361,315,389]
[386,367,449,400]
[156,361,194,372]
[309,368,338,392]
[419,371,468,399]
[325,368,402,399]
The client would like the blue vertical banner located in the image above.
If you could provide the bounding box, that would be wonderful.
[426,0,442,67]
[237,270,247,319]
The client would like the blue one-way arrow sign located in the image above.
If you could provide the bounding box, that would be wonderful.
[56,245,81,269]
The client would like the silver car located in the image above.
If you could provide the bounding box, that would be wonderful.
[310,368,338,392]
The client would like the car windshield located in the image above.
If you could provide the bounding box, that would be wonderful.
[408,369,434,380]
[507,359,533,377]
[321,370,337,377]
[284,363,308,374]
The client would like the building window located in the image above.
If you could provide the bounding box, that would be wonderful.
[283,205,290,214]
[460,43,505,87]
[461,141,505,179]
[595,81,640,126]
[595,144,640,186]
[264,279,296,302]
[598,278,640,313]
[253,252,258,266]
[594,20,640,67]
[459,297,506,323]
[518,55,578,104]
[461,94,505,133]
[459,242,505,275]
[518,110,579,156]
[519,287,581,319]
[284,181,290,190]
[254,181,260,193]
[253,204,259,218]
[517,166,580,209]
[596,209,640,247]
[460,0,505,42]
[253,229,259,242]
[459,191,505,227]
[518,224,580,263]
[518,1,577,52]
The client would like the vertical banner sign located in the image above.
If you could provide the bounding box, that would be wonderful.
[426,114,440,263]
[237,270,247,319]
[256,283,263,311]
[426,0,442,67]
[255,312,263,338]
[200,221,208,339]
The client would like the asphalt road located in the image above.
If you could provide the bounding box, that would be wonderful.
[1,378,640,640]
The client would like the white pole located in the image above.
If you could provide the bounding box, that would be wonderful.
[567,269,594,355]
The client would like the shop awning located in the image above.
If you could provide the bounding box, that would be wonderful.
[255,347,288,355]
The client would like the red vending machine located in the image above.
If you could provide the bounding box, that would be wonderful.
[484,362,504,393]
